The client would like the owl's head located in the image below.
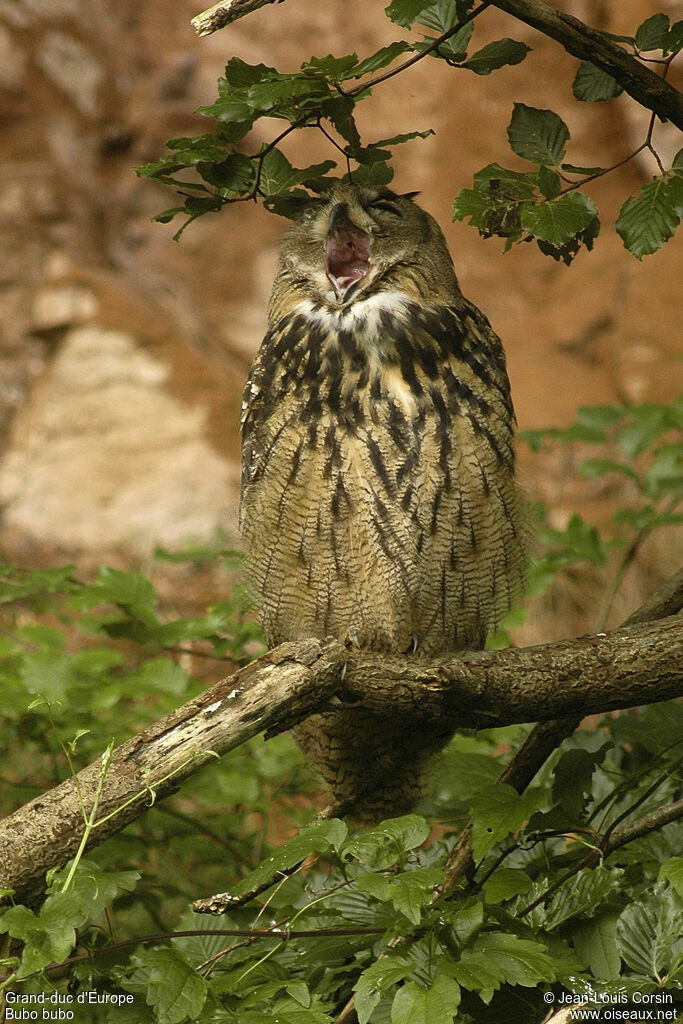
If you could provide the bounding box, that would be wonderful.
[268,184,459,321]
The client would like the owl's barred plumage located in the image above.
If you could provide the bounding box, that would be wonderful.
[240,185,526,822]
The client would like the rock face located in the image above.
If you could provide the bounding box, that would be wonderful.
[0,325,237,551]
[0,0,680,631]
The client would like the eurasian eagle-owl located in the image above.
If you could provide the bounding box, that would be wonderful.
[240,184,526,822]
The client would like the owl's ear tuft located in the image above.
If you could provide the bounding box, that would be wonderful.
[264,192,325,221]
[401,191,420,201]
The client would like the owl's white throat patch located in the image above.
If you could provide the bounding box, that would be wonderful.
[326,226,371,295]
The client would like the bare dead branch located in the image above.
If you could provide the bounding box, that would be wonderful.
[191,0,284,35]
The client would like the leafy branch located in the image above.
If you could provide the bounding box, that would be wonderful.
[141,0,683,260]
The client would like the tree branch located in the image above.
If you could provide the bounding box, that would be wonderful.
[0,611,680,903]
[190,0,683,131]
[191,0,284,36]
[490,0,683,129]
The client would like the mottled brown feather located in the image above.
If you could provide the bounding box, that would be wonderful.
[240,185,526,822]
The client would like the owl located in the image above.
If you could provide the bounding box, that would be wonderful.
[240,184,526,823]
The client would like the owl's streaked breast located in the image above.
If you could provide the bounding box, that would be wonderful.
[240,290,524,655]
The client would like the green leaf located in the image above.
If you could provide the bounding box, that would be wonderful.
[391,976,461,1024]
[666,19,683,55]
[0,564,76,603]
[659,858,683,899]
[223,57,278,88]
[580,457,640,483]
[416,0,463,33]
[344,815,430,869]
[617,887,682,979]
[258,149,336,197]
[507,103,569,165]
[351,42,413,77]
[143,948,208,1024]
[302,53,360,80]
[451,932,556,1001]
[635,13,670,51]
[571,912,621,980]
[483,868,532,904]
[387,867,444,924]
[470,784,544,861]
[385,0,437,28]
[71,567,160,626]
[462,38,530,75]
[544,867,623,930]
[616,173,683,258]
[355,955,412,1024]
[538,165,561,199]
[234,819,347,896]
[617,401,681,456]
[520,192,599,245]
[552,744,609,820]
[572,61,623,102]
[433,749,501,805]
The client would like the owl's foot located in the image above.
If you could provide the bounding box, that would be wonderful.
[345,627,361,649]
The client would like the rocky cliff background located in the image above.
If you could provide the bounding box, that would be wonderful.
[0,0,680,645]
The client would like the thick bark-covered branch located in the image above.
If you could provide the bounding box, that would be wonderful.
[0,639,343,904]
[0,614,681,903]
[491,0,683,129]
[339,615,682,728]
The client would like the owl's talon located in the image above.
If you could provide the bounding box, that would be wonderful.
[408,632,419,654]
[346,628,361,649]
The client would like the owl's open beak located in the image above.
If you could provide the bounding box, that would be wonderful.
[326,203,371,294]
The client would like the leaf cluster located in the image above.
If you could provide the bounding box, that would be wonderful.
[138,3,682,259]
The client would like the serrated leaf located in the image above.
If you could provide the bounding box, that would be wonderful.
[617,887,682,979]
[659,858,683,899]
[538,165,561,199]
[544,866,623,930]
[344,815,430,869]
[451,932,555,999]
[572,61,623,101]
[635,12,670,52]
[520,192,599,245]
[470,784,544,861]
[233,819,347,896]
[416,0,462,33]
[666,19,683,54]
[143,948,208,1024]
[462,38,530,75]
[561,162,606,176]
[571,912,621,980]
[302,53,359,79]
[616,173,683,258]
[351,42,413,77]
[507,103,569,165]
[223,57,278,88]
[483,868,532,904]
[258,149,336,196]
[391,976,461,1024]
[385,0,436,28]
[355,955,412,1024]
[552,744,609,820]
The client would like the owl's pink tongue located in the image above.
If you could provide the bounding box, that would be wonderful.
[326,229,371,291]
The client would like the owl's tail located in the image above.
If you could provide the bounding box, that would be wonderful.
[292,707,452,826]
